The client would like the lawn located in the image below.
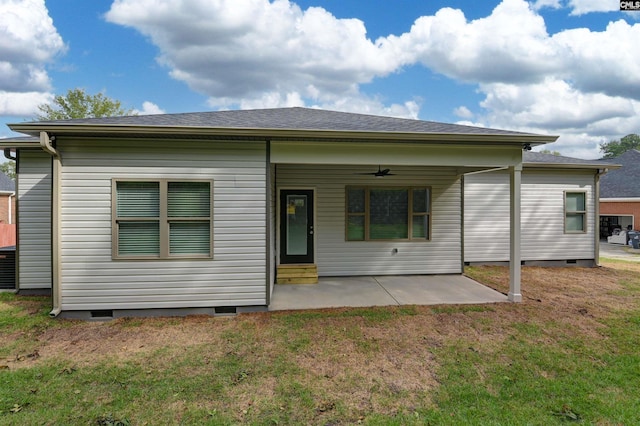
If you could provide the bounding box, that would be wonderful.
[1,260,639,425]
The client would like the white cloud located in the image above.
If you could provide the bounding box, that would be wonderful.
[0,90,53,116]
[530,0,562,10]
[384,0,561,85]
[454,106,474,119]
[106,0,399,109]
[567,0,619,15]
[134,101,165,115]
[478,77,640,158]
[0,0,66,115]
[552,20,640,100]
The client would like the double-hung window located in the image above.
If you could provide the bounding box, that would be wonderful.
[565,191,586,233]
[113,179,213,259]
[346,187,431,241]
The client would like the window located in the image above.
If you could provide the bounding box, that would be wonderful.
[113,179,212,258]
[346,187,431,241]
[565,191,586,233]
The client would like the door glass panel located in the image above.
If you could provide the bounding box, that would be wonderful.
[286,195,308,255]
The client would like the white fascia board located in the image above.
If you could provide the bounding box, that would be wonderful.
[600,198,640,202]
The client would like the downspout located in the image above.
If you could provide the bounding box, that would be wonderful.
[594,168,609,267]
[8,194,13,224]
[39,132,62,318]
[3,148,16,161]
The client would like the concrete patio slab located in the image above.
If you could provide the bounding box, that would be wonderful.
[269,274,508,311]
[375,275,509,305]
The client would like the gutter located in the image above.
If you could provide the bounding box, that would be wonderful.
[39,132,62,318]
[524,162,622,170]
[8,123,559,147]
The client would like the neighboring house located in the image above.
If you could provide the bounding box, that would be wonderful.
[599,149,640,236]
[1,107,606,319]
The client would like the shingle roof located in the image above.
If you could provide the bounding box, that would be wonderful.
[0,171,14,192]
[524,151,611,167]
[600,149,640,198]
[13,107,546,137]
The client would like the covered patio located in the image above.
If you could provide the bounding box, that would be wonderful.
[268,275,508,311]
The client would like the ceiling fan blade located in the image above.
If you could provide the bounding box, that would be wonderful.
[354,166,396,176]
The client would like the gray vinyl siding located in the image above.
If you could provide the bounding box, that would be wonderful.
[464,169,596,262]
[57,138,267,311]
[276,164,462,275]
[17,150,52,290]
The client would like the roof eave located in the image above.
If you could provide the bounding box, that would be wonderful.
[601,197,640,202]
[0,140,41,148]
[7,123,557,145]
[524,162,622,170]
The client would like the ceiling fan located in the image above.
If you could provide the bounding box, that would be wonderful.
[356,165,396,177]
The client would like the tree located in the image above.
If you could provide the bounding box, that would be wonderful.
[0,161,15,180]
[37,88,134,120]
[539,149,561,156]
[599,134,640,159]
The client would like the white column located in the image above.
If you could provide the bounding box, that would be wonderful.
[509,164,522,302]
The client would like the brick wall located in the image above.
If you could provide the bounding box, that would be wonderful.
[0,224,15,247]
[0,194,15,224]
[600,201,640,229]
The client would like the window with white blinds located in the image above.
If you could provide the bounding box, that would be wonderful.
[113,180,213,259]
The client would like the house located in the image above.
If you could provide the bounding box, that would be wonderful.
[599,149,640,237]
[1,107,607,319]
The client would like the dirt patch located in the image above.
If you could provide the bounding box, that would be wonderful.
[33,315,235,367]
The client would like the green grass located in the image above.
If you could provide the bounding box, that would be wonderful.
[1,263,640,424]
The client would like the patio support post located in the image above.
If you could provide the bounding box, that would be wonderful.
[509,164,522,302]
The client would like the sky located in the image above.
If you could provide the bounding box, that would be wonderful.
[1,0,639,159]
